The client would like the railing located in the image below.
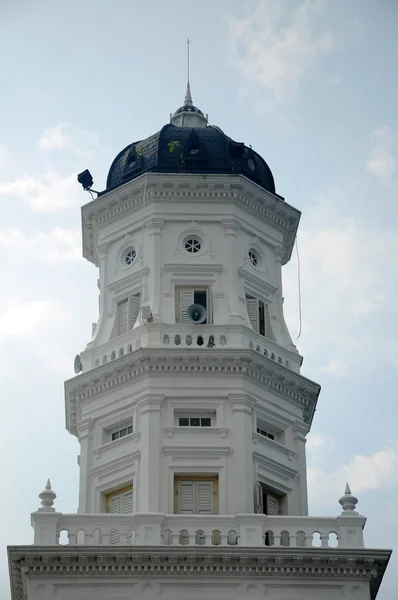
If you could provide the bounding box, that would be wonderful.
[80,324,301,374]
[31,513,365,549]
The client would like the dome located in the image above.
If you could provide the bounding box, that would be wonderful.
[105,87,276,196]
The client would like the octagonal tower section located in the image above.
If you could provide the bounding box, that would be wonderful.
[65,170,320,520]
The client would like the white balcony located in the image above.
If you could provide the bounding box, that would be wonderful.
[31,512,365,549]
[80,323,302,373]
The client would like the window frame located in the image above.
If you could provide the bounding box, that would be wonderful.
[175,285,212,324]
[174,475,218,515]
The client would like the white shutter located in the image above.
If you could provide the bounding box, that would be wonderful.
[246,297,259,332]
[255,482,264,514]
[196,481,214,514]
[118,299,129,335]
[178,481,195,513]
[123,490,133,513]
[180,290,194,323]
[266,493,279,516]
[265,304,276,341]
[109,495,122,514]
[129,294,140,329]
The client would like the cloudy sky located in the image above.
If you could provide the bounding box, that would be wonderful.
[1,0,397,597]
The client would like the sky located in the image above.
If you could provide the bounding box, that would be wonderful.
[0,0,397,597]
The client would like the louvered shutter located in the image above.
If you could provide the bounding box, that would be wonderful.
[255,482,264,514]
[109,495,122,513]
[109,494,121,545]
[178,481,195,513]
[123,490,133,513]
[180,290,194,323]
[196,481,214,514]
[118,299,129,335]
[266,493,279,515]
[265,304,276,341]
[246,297,259,332]
[129,294,140,329]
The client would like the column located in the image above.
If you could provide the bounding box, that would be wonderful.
[137,395,164,512]
[292,421,309,516]
[229,394,256,513]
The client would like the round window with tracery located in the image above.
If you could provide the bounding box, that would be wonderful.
[248,248,260,267]
[184,237,202,254]
[122,246,137,266]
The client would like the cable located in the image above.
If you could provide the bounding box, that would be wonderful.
[295,236,302,340]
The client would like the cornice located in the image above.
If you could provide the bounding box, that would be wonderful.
[89,450,141,477]
[8,545,391,600]
[253,451,298,480]
[252,433,297,462]
[81,174,300,266]
[163,446,231,457]
[65,349,320,436]
[164,427,229,439]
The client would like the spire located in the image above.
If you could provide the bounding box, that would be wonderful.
[184,81,193,106]
[169,39,208,128]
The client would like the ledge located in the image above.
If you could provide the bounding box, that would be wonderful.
[8,545,391,600]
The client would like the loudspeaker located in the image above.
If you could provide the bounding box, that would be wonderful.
[186,303,207,324]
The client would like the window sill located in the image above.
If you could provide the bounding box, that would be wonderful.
[252,432,296,461]
[164,427,229,439]
[92,431,141,459]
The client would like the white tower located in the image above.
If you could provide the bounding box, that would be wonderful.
[9,87,391,600]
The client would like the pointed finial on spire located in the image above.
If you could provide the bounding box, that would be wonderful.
[185,81,193,106]
[184,38,193,106]
[37,479,57,512]
[339,482,358,514]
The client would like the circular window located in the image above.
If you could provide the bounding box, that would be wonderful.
[248,248,260,267]
[122,246,137,266]
[248,158,256,171]
[184,237,202,254]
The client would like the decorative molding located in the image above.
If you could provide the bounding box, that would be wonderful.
[164,427,229,439]
[81,174,301,266]
[163,263,223,275]
[253,451,298,480]
[8,546,390,600]
[108,266,150,294]
[252,433,297,462]
[163,445,231,457]
[90,450,141,477]
[65,349,320,436]
[92,432,141,459]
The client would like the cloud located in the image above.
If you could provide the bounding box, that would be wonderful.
[0,298,70,341]
[0,171,82,212]
[306,432,335,454]
[37,123,100,157]
[0,228,81,263]
[283,187,398,377]
[308,445,398,510]
[366,126,396,178]
[228,0,342,107]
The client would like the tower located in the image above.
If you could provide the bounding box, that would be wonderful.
[8,86,391,600]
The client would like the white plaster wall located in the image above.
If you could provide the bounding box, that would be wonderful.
[75,367,309,516]
[25,576,372,600]
[87,187,295,352]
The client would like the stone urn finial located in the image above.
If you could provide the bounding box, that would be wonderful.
[37,479,57,512]
[338,483,359,515]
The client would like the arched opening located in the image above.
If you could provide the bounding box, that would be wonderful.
[195,530,205,545]
[212,530,221,545]
[58,529,69,545]
[312,531,321,547]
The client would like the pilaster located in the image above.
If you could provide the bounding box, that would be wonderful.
[137,395,164,512]
[229,394,257,513]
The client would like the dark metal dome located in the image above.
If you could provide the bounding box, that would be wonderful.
[106,124,276,195]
